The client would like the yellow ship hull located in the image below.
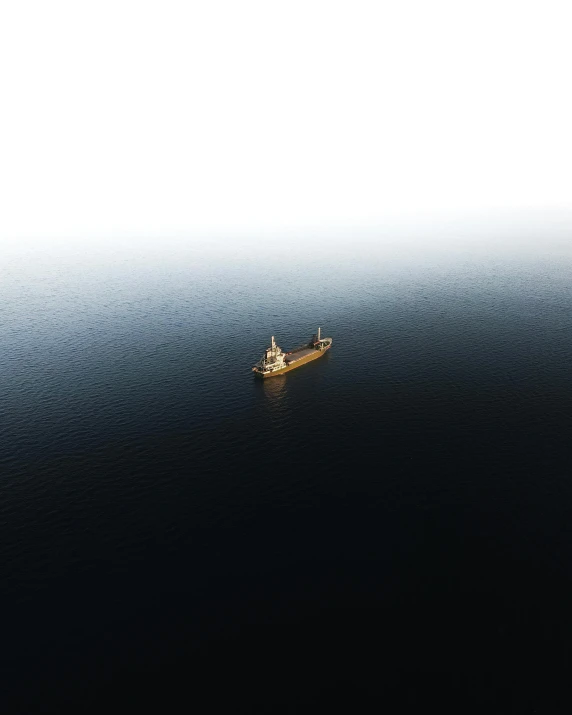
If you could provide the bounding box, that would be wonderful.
[253,346,330,378]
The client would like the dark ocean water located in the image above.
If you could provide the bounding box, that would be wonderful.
[2,232,572,712]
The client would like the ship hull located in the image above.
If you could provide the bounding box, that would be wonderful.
[253,345,330,378]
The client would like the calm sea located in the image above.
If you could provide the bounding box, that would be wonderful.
[2,228,572,711]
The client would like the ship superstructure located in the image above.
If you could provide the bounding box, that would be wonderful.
[252,328,332,378]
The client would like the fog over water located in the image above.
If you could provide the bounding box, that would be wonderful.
[2,1,571,241]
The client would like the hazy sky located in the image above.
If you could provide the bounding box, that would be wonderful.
[1,1,571,241]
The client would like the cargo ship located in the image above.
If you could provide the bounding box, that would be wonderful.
[252,328,332,378]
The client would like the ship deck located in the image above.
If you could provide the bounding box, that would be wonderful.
[285,348,316,363]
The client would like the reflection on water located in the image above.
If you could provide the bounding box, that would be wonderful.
[257,374,288,408]
[251,373,289,427]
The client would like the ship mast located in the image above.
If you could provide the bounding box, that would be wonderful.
[318,327,321,341]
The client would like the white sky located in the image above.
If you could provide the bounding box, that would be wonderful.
[1,0,571,241]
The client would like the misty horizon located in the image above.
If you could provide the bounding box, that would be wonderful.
[2,1,571,242]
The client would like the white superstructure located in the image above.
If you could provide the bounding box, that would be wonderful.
[254,335,288,374]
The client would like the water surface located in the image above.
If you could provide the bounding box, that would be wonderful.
[2,230,572,710]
